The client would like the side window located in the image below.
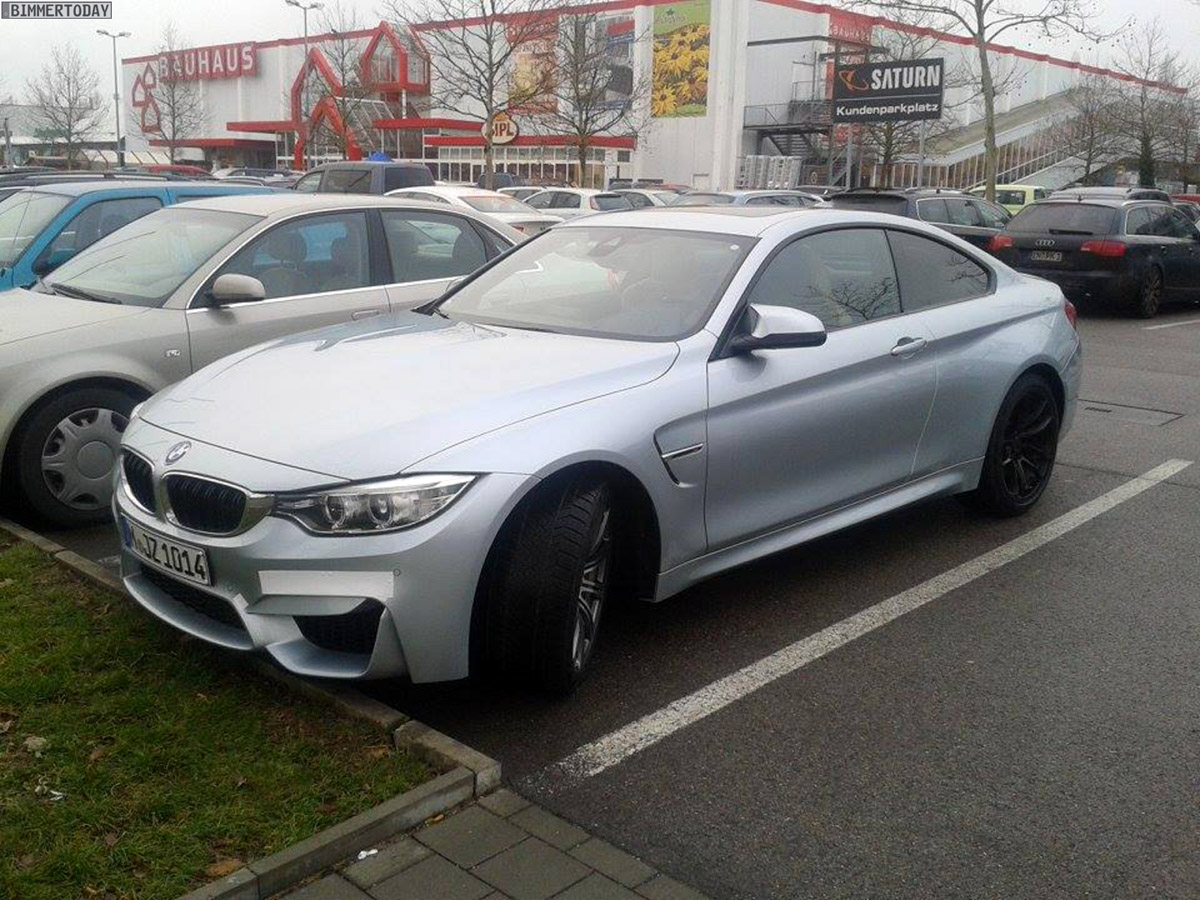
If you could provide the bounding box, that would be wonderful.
[552,192,582,209]
[916,199,949,223]
[321,168,374,194]
[973,200,1009,229]
[293,171,322,193]
[380,210,488,284]
[623,192,652,209]
[886,230,990,310]
[1163,209,1195,238]
[1125,207,1152,235]
[525,192,554,209]
[1034,188,1048,201]
[746,228,901,330]
[217,212,370,299]
[943,197,982,227]
[41,196,162,266]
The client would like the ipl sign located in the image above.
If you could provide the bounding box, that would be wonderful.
[486,112,520,145]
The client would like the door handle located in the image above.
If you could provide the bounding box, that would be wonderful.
[891,336,927,357]
[351,308,382,320]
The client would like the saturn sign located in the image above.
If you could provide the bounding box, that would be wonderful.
[832,57,944,123]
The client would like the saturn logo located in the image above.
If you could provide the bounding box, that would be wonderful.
[165,441,192,464]
[837,69,871,93]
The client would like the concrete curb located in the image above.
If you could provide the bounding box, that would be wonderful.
[0,518,504,900]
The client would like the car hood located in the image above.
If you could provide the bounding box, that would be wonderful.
[141,312,679,481]
[0,288,146,346]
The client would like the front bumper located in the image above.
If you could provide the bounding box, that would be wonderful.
[114,456,534,683]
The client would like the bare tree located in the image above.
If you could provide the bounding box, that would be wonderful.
[530,11,651,188]
[318,0,372,160]
[143,24,208,163]
[24,45,107,167]
[849,0,1107,200]
[1112,21,1177,188]
[1059,73,1126,185]
[1162,66,1200,191]
[385,0,567,188]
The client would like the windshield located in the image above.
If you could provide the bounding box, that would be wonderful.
[462,195,535,214]
[436,226,754,341]
[45,207,260,307]
[1007,204,1115,235]
[0,191,72,267]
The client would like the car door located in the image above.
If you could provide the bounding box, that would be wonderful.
[1154,207,1200,295]
[1129,206,1186,290]
[705,227,938,548]
[186,210,389,369]
[378,208,498,309]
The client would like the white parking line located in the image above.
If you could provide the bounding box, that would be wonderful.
[538,459,1193,790]
[1143,317,1200,330]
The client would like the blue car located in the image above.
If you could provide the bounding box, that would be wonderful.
[0,180,271,291]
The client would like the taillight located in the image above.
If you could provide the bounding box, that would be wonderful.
[1063,298,1078,330]
[1080,239,1126,257]
[986,234,1014,251]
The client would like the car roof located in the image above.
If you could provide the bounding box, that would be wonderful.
[556,206,887,236]
[1026,197,1135,209]
[172,192,512,219]
[14,180,238,198]
[394,185,502,198]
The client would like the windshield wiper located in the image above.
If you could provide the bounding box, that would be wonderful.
[49,284,122,304]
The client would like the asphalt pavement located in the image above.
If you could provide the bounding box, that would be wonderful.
[19,304,1200,899]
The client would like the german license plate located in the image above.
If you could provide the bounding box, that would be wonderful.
[1030,250,1063,262]
[127,521,211,586]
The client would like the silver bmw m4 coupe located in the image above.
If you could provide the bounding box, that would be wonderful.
[113,206,1082,694]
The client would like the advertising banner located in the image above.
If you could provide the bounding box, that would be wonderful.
[832,57,945,122]
[651,0,710,119]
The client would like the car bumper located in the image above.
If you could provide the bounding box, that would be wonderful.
[1019,268,1134,304]
[113,463,535,683]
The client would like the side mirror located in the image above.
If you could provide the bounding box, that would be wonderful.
[207,273,266,306]
[728,303,827,354]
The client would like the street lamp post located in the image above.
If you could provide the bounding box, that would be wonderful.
[285,0,323,170]
[97,29,131,168]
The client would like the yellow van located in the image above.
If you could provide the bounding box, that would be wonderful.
[967,184,1049,214]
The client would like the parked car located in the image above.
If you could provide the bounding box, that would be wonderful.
[212,167,293,180]
[291,161,435,195]
[986,198,1200,317]
[610,188,682,208]
[0,180,270,292]
[387,185,562,237]
[1171,199,1200,223]
[968,183,1049,214]
[1050,186,1171,202]
[0,194,520,527]
[670,189,825,208]
[829,188,1011,250]
[143,164,213,177]
[498,186,545,202]
[112,206,1080,692]
[523,188,634,219]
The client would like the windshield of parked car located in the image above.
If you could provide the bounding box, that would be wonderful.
[1007,203,1116,235]
[435,226,754,341]
[44,207,260,307]
[461,195,537,214]
[0,190,72,267]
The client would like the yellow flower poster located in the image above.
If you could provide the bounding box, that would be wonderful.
[652,0,710,118]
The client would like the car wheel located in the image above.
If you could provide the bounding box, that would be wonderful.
[1134,267,1162,318]
[480,477,614,695]
[11,387,135,528]
[961,374,1060,518]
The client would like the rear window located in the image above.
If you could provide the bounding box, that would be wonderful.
[321,168,374,194]
[1007,204,1116,235]
[590,194,633,211]
[384,165,435,192]
[829,194,909,215]
[993,190,1026,206]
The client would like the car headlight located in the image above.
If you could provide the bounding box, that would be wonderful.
[273,474,475,535]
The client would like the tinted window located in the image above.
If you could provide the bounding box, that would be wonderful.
[380,210,487,283]
[1008,204,1115,235]
[321,168,374,194]
[384,165,434,191]
[219,212,370,298]
[293,171,322,193]
[829,194,909,216]
[40,196,162,268]
[747,228,901,330]
[916,199,949,223]
[887,230,990,309]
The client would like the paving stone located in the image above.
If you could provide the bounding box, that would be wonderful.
[286,873,371,899]
[472,837,590,900]
[553,872,643,900]
[508,805,590,850]
[415,805,526,867]
[569,839,656,889]
[478,788,531,818]
[343,837,430,889]
[482,894,510,900]
[635,875,711,900]
[370,855,493,900]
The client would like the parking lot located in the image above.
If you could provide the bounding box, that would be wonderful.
[33,306,1200,898]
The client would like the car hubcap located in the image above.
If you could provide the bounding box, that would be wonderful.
[1000,393,1055,504]
[1144,273,1161,310]
[41,407,129,511]
[572,506,612,673]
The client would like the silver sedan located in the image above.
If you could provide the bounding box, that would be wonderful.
[113,206,1082,694]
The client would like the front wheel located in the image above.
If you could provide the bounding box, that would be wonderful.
[478,477,614,696]
[961,374,1060,517]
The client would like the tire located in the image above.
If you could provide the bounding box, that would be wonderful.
[479,477,614,696]
[960,373,1060,518]
[1133,266,1163,319]
[9,386,136,528]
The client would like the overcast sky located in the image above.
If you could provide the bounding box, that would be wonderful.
[1,0,1198,102]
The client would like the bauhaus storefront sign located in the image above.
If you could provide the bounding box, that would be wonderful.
[832,58,944,122]
[157,42,258,82]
